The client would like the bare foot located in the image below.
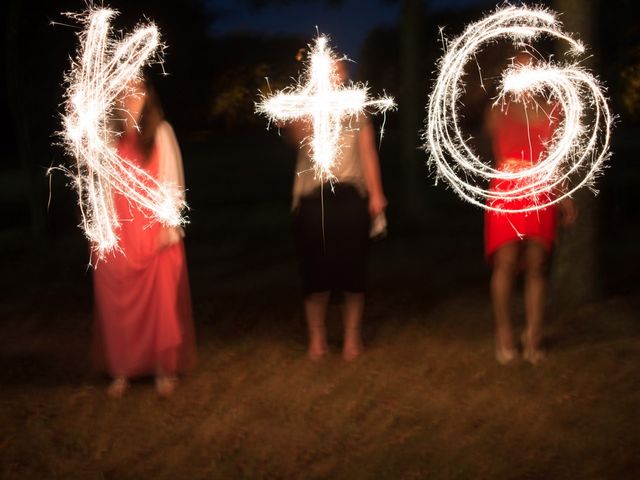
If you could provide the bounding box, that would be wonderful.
[156,374,178,397]
[307,343,328,361]
[495,345,518,365]
[521,331,546,365]
[342,342,363,362]
[523,347,546,365]
[107,377,129,399]
[495,329,517,365]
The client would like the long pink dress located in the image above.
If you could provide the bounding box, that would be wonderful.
[92,127,196,378]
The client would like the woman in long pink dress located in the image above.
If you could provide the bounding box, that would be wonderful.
[93,78,196,397]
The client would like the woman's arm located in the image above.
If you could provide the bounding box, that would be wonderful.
[559,197,578,226]
[282,119,308,148]
[358,119,387,217]
[156,121,185,200]
[156,121,186,247]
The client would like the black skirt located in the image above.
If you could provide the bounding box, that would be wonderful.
[293,183,370,295]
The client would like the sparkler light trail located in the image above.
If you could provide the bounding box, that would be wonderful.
[424,5,613,213]
[58,8,186,258]
[256,35,396,181]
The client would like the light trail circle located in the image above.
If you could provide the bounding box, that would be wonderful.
[423,5,612,213]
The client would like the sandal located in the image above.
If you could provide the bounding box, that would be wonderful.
[155,374,178,397]
[107,377,129,398]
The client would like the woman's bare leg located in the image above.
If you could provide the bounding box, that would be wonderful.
[523,241,548,362]
[342,292,365,361]
[491,242,520,362]
[304,292,330,360]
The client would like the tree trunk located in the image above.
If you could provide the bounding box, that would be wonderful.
[550,0,600,307]
[399,0,425,223]
[6,0,46,233]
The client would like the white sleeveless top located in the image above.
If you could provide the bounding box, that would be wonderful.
[292,116,368,209]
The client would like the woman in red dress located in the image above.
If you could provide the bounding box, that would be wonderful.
[93,78,196,397]
[485,53,576,365]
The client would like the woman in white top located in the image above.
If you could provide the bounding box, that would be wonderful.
[289,61,387,361]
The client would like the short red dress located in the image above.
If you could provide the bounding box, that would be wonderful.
[484,108,559,259]
[92,130,196,378]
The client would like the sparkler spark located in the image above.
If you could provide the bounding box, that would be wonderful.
[57,8,186,258]
[256,35,396,181]
[424,5,613,212]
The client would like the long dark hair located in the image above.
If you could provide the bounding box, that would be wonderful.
[137,76,165,161]
[113,74,165,162]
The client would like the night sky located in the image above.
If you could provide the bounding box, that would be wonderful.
[208,0,498,59]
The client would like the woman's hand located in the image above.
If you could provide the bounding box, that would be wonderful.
[559,198,578,226]
[157,226,182,249]
[368,192,388,218]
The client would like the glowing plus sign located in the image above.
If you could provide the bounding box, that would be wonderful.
[257,35,395,181]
